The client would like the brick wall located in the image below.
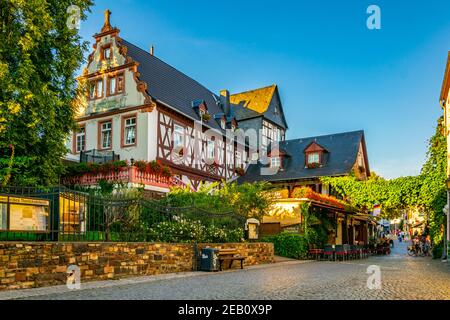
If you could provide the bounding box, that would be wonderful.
[0,242,273,290]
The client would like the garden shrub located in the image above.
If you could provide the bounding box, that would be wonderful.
[432,242,443,259]
[262,232,309,259]
[148,218,245,243]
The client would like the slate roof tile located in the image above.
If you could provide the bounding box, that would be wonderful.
[239,130,367,183]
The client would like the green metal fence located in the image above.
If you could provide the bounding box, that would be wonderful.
[0,186,245,242]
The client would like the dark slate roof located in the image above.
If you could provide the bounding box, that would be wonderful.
[122,40,223,131]
[232,104,261,121]
[239,130,367,183]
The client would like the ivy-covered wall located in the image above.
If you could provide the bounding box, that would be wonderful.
[322,117,447,253]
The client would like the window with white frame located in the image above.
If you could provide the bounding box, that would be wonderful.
[307,152,320,164]
[271,156,281,168]
[101,121,112,149]
[173,124,184,149]
[262,120,284,149]
[103,46,111,60]
[89,83,95,99]
[124,117,136,146]
[109,77,116,95]
[108,73,124,96]
[235,151,242,168]
[96,79,103,98]
[207,140,215,160]
[75,127,86,153]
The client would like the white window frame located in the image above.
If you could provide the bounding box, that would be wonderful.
[235,151,242,168]
[89,83,95,99]
[76,127,86,153]
[101,121,112,149]
[271,157,281,168]
[96,79,103,98]
[124,117,136,146]
[109,77,116,95]
[173,123,185,150]
[207,140,215,160]
[308,152,320,164]
[104,47,111,60]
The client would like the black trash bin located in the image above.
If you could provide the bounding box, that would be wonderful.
[200,248,219,271]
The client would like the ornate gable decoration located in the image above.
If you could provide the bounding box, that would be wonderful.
[79,9,155,116]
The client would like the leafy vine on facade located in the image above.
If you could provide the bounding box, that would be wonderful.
[321,117,447,248]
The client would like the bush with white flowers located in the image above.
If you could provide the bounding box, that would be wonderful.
[149,218,244,243]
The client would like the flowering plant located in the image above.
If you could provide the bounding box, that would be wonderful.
[291,187,348,209]
[148,218,245,243]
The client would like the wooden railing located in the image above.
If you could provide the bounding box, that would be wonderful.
[64,166,192,190]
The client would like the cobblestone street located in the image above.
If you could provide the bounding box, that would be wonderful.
[3,241,450,300]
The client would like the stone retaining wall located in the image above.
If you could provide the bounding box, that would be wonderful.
[0,242,273,290]
[197,243,274,266]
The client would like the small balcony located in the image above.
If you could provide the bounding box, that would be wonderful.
[63,161,189,191]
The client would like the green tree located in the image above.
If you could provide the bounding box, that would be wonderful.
[219,181,275,220]
[0,0,92,186]
[165,181,275,220]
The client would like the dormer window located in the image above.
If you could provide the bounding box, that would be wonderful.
[304,141,326,168]
[192,100,210,121]
[268,144,289,170]
[307,152,320,165]
[199,104,206,117]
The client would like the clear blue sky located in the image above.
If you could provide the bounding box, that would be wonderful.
[78,0,450,179]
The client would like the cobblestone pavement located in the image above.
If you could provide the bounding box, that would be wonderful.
[8,240,450,300]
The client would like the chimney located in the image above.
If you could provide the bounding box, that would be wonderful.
[220,89,230,117]
[150,45,154,56]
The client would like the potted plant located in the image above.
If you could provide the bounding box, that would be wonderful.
[149,160,162,174]
[134,160,147,172]
[306,162,321,169]
[161,166,172,178]
[201,113,211,122]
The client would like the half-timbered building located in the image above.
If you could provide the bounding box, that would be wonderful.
[65,10,289,193]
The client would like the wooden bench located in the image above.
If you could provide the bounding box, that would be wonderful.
[218,248,245,271]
